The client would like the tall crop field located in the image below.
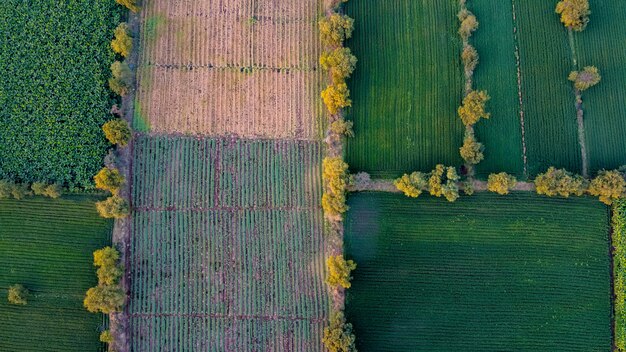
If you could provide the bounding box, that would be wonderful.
[575,1,626,173]
[344,192,611,351]
[472,0,525,178]
[0,196,112,351]
[0,1,120,188]
[129,135,328,351]
[345,0,464,178]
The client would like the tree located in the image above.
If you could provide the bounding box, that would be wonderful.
[96,195,130,219]
[103,118,132,146]
[7,284,28,305]
[568,66,601,91]
[94,247,123,286]
[461,44,479,74]
[458,90,490,126]
[109,61,133,96]
[329,119,354,138]
[0,180,13,199]
[394,172,428,198]
[94,167,125,194]
[588,169,626,205]
[458,10,479,41]
[323,311,357,352]
[555,0,590,31]
[460,131,484,165]
[84,285,125,313]
[326,255,357,289]
[321,83,352,115]
[111,23,133,58]
[429,165,460,202]
[100,330,114,344]
[319,13,354,48]
[320,47,358,84]
[534,167,587,197]
[115,0,140,13]
[322,157,350,218]
[31,182,62,198]
[10,183,31,200]
[487,172,517,195]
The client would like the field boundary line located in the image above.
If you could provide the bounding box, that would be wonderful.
[135,131,323,143]
[511,0,529,178]
[141,63,318,73]
[567,28,589,178]
[349,179,535,193]
[133,205,321,212]
[129,312,326,323]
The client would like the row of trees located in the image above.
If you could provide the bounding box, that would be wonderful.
[395,165,463,202]
[84,246,125,314]
[0,181,61,200]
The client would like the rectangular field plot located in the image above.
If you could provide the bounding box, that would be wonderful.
[345,0,464,178]
[135,0,325,139]
[129,135,328,351]
[576,1,626,173]
[344,192,611,351]
[0,196,112,352]
[471,0,525,177]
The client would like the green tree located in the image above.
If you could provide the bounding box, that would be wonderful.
[84,285,125,314]
[320,47,358,84]
[115,0,140,13]
[323,311,357,352]
[111,23,133,58]
[534,167,587,197]
[588,169,626,205]
[555,0,590,31]
[96,196,130,219]
[487,172,517,195]
[103,118,132,146]
[568,66,601,91]
[319,13,354,47]
[321,83,352,115]
[94,167,125,195]
[109,61,133,96]
[7,284,29,305]
[458,90,490,126]
[326,255,357,289]
[460,131,484,165]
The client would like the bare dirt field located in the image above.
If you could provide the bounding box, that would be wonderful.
[135,0,324,139]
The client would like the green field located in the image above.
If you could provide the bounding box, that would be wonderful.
[345,0,464,178]
[0,196,112,351]
[0,1,120,188]
[575,1,626,173]
[129,135,328,350]
[471,0,524,177]
[344,192,611,351]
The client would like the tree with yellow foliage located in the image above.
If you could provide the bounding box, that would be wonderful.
[321,83,352,115]
[458,9,479,41]
[458,90,490,126]
[460,131,484,165]
[322,157,350,218]
[103,118,132,146]
[588,169,626,205]
[96,195,130,219]
[394,172,428,198]
[568,66,601,91]
[319,13,354,48]
[111,23,133,58]
[326,255,356,289]
[487,172,517,195]
[115,0,140,13]
[323,311,357,352]
[555,0,590,31]
[94,167,125,195]
[320,47,358,84]
[534,167,587,197]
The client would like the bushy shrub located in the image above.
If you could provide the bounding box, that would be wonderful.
[103,119,132,146]
[458,90,490,126]
[111,23,133,58]
[321,83,352,115]
[100,330,114,344]
[31,182,62,198]
[322,157,350,218]
[323,311,357,352]
[84,285,125,314]
[115,0,140,13]
[319,13,354,47]
[588,169,626,205]
[94,167,124,195]
[0,180,13,199]
[326,255,357,289]
[429,165,460,202]
[329,119,354,138]
[568,66,601,91]
[394,172,428,198]
[459,131,484,165]
[463,181,475,195]
[109,61,133,96]
[555,0,590,31]
[461,44,479,73]
[320,47,358,84]
[534,167,587,197]
[7,284,29,305]
[96,195,130,219]
[10,183,32,200]
[458,10,478,41]
[487,172,517,195]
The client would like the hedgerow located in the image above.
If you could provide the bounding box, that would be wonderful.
[0,1,121,189]
[395,165,460,202]
[614,200,626,351]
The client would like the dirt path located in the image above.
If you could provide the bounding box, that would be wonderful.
[511,0,529,178]
[567,28,589,178]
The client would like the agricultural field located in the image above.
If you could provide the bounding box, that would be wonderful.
[128,135,328,350]
[0,196,112,352]
[133,0,325,139]
[0,1,120,188]
[344,0,464,178]
[575,1,626,173]
[344,192,611,351]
